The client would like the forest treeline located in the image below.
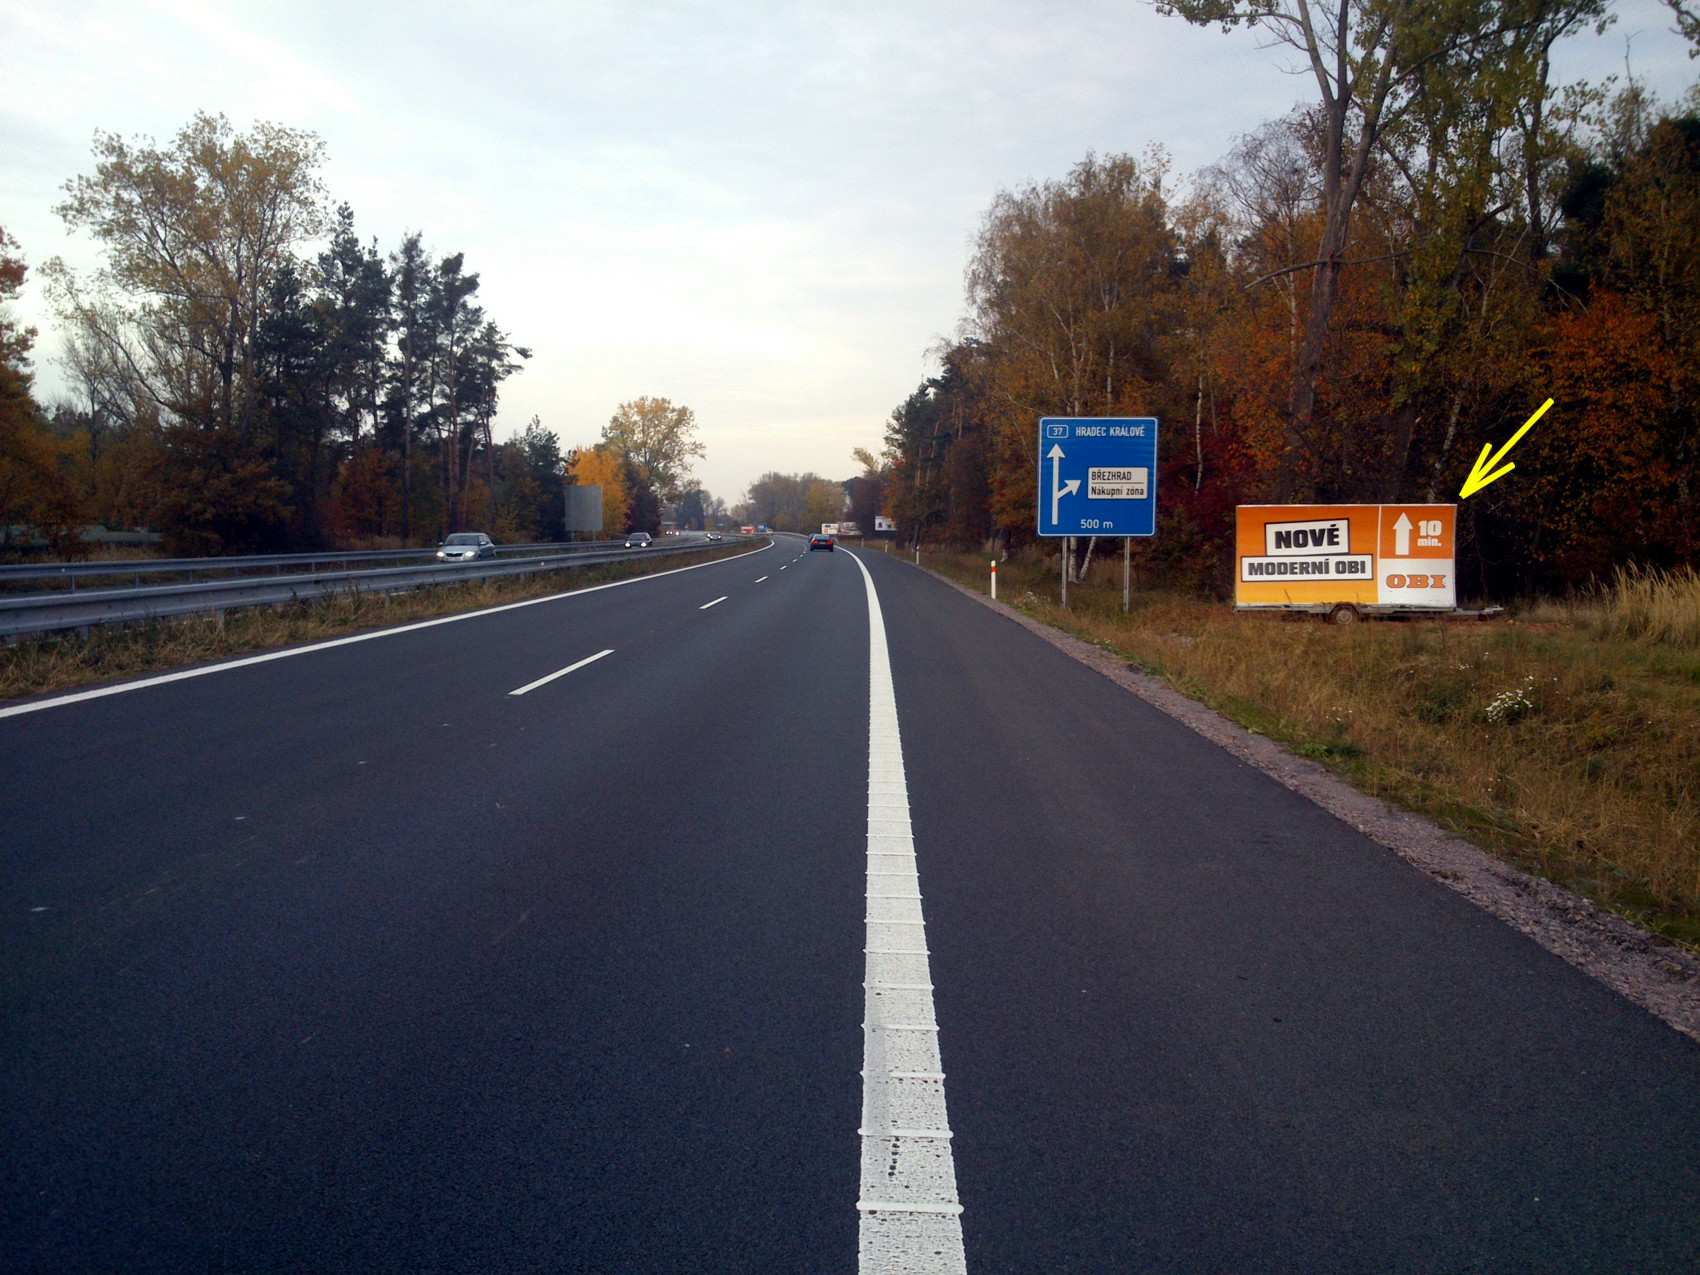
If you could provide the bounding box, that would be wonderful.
[879,2,1700,598]
[0,114,714,556]
[736,462,883,534]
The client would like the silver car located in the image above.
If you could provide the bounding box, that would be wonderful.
[624,532,654,549]
[437,532,495,561]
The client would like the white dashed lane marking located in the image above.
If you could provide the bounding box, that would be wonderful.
[507,648,614,697]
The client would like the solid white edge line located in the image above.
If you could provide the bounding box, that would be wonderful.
[844,546,968,1274]
[0,541,775,720]
[507,648,614,697]
[699,596,728,610]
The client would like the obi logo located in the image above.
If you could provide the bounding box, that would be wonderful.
[1386,573,1447,589]
[1045,423,1068,439]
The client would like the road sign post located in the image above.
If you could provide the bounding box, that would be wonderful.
[1038,417,1158,610]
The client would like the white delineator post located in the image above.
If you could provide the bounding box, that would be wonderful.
[990,560,997,600]
[844,548,968,1274]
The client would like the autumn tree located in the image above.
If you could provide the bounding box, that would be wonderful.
[677,485,706,530]
[963,152,1181,557]
[1158,0,1573,500]
[33,114,546,554]
[602,396,705,502]
[1,227,83,549]
[622,455,662,534]
[53,111,328,438]
[569,444,629,537]
[803,478,844,533]
[0,226,34,371]
[846,447,887,534]
[1666,0,1699,54]
[516,418,566,540]
[744,471,806,530]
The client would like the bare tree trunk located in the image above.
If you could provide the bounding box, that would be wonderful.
[484,416,496,515]
[459,421,479,526]
[1425,395,1465,501]
[1388,401,1421,502]
[401,402,412,541]
[1194,369,1205,492]
[1078,535,1098,582]
[1275,8,1397,501]
[1281,248,1344,500]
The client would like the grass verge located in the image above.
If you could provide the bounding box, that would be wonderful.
[0,541,767,703]
[921,548,1700,950]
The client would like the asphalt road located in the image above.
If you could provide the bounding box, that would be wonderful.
[4,533,1698,1272]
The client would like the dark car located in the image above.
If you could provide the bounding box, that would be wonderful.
[809,534,834,551]
[437,532,495,561]
[624,531,654,549]
[705,532,723,542]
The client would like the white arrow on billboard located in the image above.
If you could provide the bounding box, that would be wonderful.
[1393,512,1413,555]
[1047,443,1080,526]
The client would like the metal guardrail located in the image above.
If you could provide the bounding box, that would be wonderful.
[0,536,755,639]
[0,537,646,588]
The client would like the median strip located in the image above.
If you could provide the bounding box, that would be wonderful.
[508,649,614,697]
[0,542,771,720]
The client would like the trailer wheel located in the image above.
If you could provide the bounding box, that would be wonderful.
[1326,604,1360,625]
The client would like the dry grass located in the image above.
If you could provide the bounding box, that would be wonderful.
[0,542,764,703]
[925,547,1700,947]
[1526,564,1700,648]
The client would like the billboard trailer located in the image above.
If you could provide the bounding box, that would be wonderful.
[1234,504,1501,623]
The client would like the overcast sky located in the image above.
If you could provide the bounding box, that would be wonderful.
[3,1,1694,504]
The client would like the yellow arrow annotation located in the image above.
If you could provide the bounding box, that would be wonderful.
[1459,398,1555,500]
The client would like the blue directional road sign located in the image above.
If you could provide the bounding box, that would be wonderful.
[1037,417,1159,537]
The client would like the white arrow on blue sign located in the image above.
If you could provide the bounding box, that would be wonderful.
[1037,417,1159,537]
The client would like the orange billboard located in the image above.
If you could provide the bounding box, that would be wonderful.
[1235,505,1457,610]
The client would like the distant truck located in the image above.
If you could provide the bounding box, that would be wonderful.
[837,521,861,537]
[1234,504,1495,624]
[740,524,756,535]
[821,523,839,536]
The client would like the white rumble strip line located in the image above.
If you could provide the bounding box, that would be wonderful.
[843,547,968,1274]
